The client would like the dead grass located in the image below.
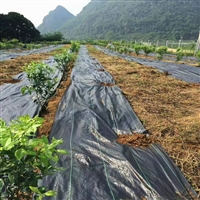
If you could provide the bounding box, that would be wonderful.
[87,45,200,195]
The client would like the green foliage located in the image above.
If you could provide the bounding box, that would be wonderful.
[54,50,76,71]
[59,0,199,41]
[0,12,40,42]
[21,62,57,106]
[142,45,155,57]
[134,45,142,56]
[94,40,109,47]
[8,38,19,44]
[0,115,68,200]
[195,51,200,66]
[156,46,168,60]
[0,39,23,50]
[127,47,133,54]
[106,43,115,51]
[40,32,64,42]
[176,48,185,62]
[70,41,81,53]
[118,47,125,54]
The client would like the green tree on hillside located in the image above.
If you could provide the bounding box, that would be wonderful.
[0,12,40,42]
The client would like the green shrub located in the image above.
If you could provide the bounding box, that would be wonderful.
[21,61,58,107]
[134,45,142,56]
[176,48,185,62]
[40,32,64,42]
[8,39,19,45]
[156,46,168,61]
[70,41,80,53]
[0,115,67,200]
[142,45,155,57]
[54,50,76,71]
[195,51,200,66]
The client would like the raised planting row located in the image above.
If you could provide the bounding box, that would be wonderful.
[106,42,200,65]
[96,46,200,84]
[0,43,81,199]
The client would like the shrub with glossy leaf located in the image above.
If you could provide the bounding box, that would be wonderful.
[0,115,68,200]
[21,61,58,106]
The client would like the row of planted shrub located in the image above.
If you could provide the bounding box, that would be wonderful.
[0,42,81,199]
[106,42,200,64]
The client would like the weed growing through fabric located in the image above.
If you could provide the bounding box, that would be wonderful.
[0,115,68,200]
[133,44,142,56]
[87,45,200,193]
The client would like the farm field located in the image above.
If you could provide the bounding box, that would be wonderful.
[87,45,200,194]
[0,44,199,198]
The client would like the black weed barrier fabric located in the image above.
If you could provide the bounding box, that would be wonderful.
[96,46,200,84]
[0,57,63,123]
[40,46,197,200]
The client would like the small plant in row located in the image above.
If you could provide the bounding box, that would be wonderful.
[21,44,80,111]
[175,47,185,62]
[133,44,142,56]
[0,115,68,200]
[70,41,81,53]
[156,46,168,60]
[195,51,200,66]
[54,50,76,71]
[142,45,155,57]
[21,61,58,108]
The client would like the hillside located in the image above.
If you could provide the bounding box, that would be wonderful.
[37,5,74,34]
[0,12,40,42]
[58,0,200,40]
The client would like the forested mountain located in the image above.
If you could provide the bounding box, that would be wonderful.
[37,5,74,34]
[58,0,200,41]
[0,12,40,42]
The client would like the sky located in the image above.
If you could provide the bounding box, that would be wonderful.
[0,0,91,27]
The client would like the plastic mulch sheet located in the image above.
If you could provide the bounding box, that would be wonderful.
[0,57,63,123]
[0,45,64,62]
[96,46,200,84]
[40,46,197,200]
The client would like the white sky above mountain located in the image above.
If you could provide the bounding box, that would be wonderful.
[0,0,91,27]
